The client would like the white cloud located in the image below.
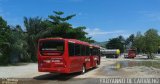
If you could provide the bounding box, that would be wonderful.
[119,33,130,38]
[85,28,124,36]
[85,28,131,41]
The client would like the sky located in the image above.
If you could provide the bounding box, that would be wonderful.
[0,0,160,42]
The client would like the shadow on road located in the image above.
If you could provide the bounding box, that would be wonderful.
[33,67,97,81]
[33,72,81,81]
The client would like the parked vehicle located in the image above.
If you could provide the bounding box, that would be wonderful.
[100,48,120,58]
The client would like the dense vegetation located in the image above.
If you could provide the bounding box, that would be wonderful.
[0,11,94,65]
[106,29,160,59]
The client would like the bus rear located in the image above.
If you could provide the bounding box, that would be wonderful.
[128,49,136,58]
[37,38,70,73]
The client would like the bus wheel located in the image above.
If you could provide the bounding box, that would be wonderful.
[81,65,86,74]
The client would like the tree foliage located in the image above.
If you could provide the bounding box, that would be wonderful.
[0,16,11,65]
[105,28,160,59]
[133,29,160,59]
[144,29,160,58]
[133,32,145,53]
[106,36,125,53]
[24,17,48,61]
[9,25,29,63]
[125,34,135,49]
[0,16,29,64]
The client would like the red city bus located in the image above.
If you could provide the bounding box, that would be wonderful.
[37,38,100,74]
[128,49,136,58]
[124,49,136,58]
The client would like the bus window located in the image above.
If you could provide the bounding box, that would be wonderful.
[81,45,86,56]
[68,42,75,56]
[92,48,98,56]
[93,48,95,55]
[40,40,64,56]
[75,44,81,56]
[86,46,90,56]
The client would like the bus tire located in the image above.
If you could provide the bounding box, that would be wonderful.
[81,65,86,74]
[95,61,98,68]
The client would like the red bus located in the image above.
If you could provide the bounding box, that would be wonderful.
[124,49,136,58]
[37,38,100,74]
[128,49,136,58]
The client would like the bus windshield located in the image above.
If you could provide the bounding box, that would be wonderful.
[39,40,64,56]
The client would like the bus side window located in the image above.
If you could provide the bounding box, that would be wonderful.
[75,44,81,56]
[81,45,86,56]
[90,48,93,56]
[92,48,97,56]
[69,42,75,56]
[95,48,98,56]
[88,47,91,56]
[98,48,100,56]
[86,46,90,56]
[93,48,95,55]
[84,45,86,56]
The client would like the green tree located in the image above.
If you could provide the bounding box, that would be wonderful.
[0,16,11,65]
[9,25,29,63]
[24,17,48,61]
[48,11,76,25]
[133,32,145,53]
[47,11,93,42]
[70,26,94,43]
[125,34,135,49]
[144,29,160,59]
[106,36,125,53]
